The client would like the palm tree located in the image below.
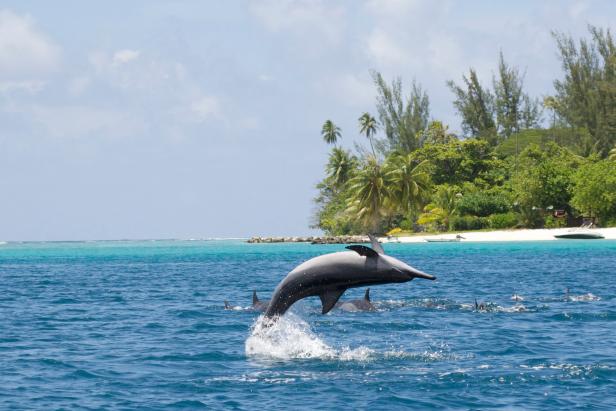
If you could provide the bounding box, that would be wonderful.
[346,157,393,233]
[417,184,460,231]
[385,153,432,216]
[326,148,357,192]
[321,120,341,145]
[358,112,378,158]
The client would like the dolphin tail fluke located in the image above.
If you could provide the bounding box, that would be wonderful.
[320,289,346,314]
[364,288,370,302]
[253,290,259,305]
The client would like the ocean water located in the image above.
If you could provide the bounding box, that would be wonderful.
[1,239,615,410]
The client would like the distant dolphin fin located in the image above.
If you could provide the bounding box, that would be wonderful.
[320,289,346,314]
[368,234,385,254]
[253,290,259,305]
[346,245,379,258]
[224,301,230,309]
[364,288,370,302]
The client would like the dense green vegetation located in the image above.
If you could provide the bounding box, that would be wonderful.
[313,26,616,235]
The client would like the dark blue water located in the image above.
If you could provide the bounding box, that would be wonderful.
[1,240,615,410]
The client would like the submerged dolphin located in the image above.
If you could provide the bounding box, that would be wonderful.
[263,235,435,319]
[335,288,375,312]
[252,290,270,312]
[224,290,270,311]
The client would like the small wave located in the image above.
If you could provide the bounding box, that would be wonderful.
[511,294,524,301]
[568,293,600,302]
[224,304,250,311]
[496,304,528,313]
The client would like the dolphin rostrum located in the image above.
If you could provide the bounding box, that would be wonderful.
[263,235,435,319]
[335,288,375,312]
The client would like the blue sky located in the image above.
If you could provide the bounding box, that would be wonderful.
[1,1,614,241]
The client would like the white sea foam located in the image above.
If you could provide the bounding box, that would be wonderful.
[244,314,384,361]
[245,313,337,360]
[568,293,600,302]
[497,304,528,313]
[511,294,524,301]
[245,314,454,363]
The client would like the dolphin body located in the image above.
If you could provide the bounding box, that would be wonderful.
[263,235,435,319]
[335,288,375,312]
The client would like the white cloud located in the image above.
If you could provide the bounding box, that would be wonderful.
[68,75,91,96]
[0,80,45,95]
[30,104,146,139]
[0,9,60,90]
[366,29,409,68]
[568,0,590,19]
[111,49,140,66]
[317,73,374,109]
[250,0,345,44]
[365,0,425,16]
[190,96,221,122]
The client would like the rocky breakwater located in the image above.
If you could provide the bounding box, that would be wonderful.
[246,235,369,244]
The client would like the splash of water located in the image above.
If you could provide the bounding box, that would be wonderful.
[245,313,375,361]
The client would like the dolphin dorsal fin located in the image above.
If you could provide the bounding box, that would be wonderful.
[319,289,346,314]
[224,301,230,309]
[368,234,385,254]
[346,245,379,258]
[364,288,370,302]
[253,290,259,305]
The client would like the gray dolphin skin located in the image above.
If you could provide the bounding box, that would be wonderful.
[252,290,270,312]
[263,235,435,319]
[335,288,375,312]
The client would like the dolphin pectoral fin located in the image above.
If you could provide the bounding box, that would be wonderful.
[320,289,347,314]
[346,245,379,258]
[368,234,385,254]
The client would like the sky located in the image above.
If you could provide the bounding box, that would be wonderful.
[1,0,614,241]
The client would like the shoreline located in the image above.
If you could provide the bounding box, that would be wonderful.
[246,227,616,244]
[381,227,616,243]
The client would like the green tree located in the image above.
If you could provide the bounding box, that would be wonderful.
[321,120,341,145]
[571,160,616,223]
[385,154,432,217]
[411,139,496,186]
[417,184,461,231]
[418,120,457,146]
[493,52,542,137]
[372,71,430,153]
[358,112,378,158]
[552,25,616,156]
[346,157,393,233]
[512,143,582,227]
[325,147,357,193]
[447,69,497,144]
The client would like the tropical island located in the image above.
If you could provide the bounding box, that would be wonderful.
[310,26,616,240]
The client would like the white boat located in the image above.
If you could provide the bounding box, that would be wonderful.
[425,234,465,243]
[554,224,604,239]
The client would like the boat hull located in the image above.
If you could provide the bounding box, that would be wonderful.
[554,233,604,239]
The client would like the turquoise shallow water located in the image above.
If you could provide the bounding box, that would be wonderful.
[1,239,615,410]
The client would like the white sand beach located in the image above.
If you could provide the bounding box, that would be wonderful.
[382,227,616,243]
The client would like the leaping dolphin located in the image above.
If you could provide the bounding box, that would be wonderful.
[335,288,375,312]
[263,235,435,319]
